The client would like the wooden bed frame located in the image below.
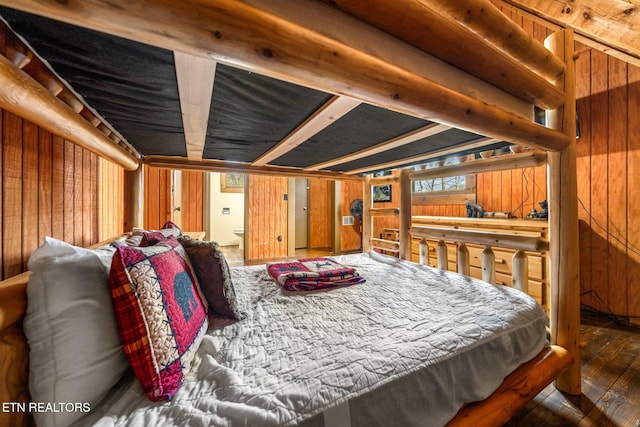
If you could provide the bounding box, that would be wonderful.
[0,0,580,425]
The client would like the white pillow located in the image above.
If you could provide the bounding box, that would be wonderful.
[25,237,128,427]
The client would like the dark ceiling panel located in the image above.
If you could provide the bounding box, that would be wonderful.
[325,128,508,173]
[0,6,511,172]
[203,64,333,163]
[271,103,431,168]
[0,7,186,157]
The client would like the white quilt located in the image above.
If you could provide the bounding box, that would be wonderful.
[84,251,547,427]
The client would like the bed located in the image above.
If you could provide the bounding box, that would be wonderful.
[0,0,580,425]
[89,250,551,426]
[1,237,566,427]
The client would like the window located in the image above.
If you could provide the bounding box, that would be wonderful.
[412,157,476,205]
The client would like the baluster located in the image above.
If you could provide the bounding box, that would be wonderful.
[512,250,529,293]
[436,240,448,270]
[419,238,429,266]
[457,243,470,276]
[481,245,496,284]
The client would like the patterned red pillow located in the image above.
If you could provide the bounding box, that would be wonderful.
[139,231,167,247]
[161,220,182,232]
[109,237,208,401]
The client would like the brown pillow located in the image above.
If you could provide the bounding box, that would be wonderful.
[178,236,243,320]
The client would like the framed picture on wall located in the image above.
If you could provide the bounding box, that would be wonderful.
[372,184,392,203]
[220,173,245,193]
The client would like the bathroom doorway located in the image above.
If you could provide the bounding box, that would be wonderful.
[204,172,246,265]
[294,178,309,249]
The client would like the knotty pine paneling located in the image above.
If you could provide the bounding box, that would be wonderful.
[98,157,125,241]
[473,165,547,217]
[1,110,125,280]
[3,111,22,279]
[340,179,363,252]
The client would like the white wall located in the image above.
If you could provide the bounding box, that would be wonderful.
[207,173,245,246]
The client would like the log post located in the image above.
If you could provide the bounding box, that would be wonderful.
[362,175,373,252]
[512,250,529,293]
[419,238,429,265]
[0,54,138,170]
[545,29,581,395]
[436,240,448,270]
[482,246,496,284]
[398,168,412,260]
[457,243,470,276]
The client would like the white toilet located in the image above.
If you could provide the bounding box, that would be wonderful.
[233,228,244,250]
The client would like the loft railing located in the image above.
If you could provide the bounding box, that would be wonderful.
[409,226,548,294]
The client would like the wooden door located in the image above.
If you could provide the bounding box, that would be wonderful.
[247,175,288,261]
[143,166,172,230]
[180,170,203,232]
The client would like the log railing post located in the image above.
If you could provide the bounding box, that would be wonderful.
[362,174,372,252]
[545,29,581,394]
[512,250,529,293]
[481,246,496,284]
[398,168,412,260]
[457,243,470,276]
[419,238,429,265]
[436,240,448,270]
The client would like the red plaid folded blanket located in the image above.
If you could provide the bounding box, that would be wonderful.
[266,257,365,291]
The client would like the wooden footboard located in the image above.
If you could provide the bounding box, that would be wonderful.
[447,345,572,427]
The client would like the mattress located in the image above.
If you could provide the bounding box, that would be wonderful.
[82,251,547,427]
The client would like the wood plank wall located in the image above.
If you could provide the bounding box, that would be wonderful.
[494,2,640,324]
[573,49,640,323]
[0,110,125,280]
[181,170,203,232]
[339,179,363,252]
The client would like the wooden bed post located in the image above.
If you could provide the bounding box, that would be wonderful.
[362,174,372,252]
[545,29,581,395]
[398,168,412,260]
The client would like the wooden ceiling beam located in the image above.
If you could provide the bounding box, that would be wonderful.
[0,54,139,170]
[252,95,361,167]
[499,0,640,68]
[174,51,217,161]
[1,0,571,153]
[345,137,503,175]
[425,0,566,82]
[321,0,564,109]
[143,155,364,181]
[173,51,216,160]
[306,122,451,171]
[409,149,547,181]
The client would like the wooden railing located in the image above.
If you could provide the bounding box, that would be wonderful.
[410,226,548,295]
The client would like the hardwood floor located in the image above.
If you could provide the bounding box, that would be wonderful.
[219,247,640,426]
[507,309,640,427]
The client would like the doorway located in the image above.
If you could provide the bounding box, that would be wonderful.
[294,178,309,249]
